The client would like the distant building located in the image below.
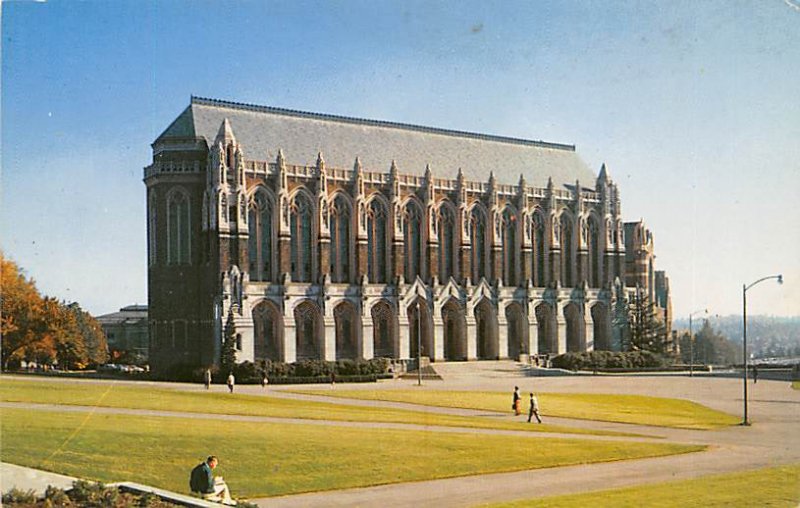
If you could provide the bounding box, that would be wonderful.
[97,305,149,359]
[145,97,672,375]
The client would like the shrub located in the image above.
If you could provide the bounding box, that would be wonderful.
[551,351,671,371]
[2,488,37,505]
[233,361,260,383]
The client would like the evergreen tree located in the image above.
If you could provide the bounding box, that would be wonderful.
[626,288,668,354]
[680,320,739,365]
[220,310,238,375]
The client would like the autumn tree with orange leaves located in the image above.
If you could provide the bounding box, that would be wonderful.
[1,255,107,370]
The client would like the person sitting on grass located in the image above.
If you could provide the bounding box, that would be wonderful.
[190,455,235,505]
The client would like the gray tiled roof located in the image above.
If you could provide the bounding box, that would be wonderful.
[156,97,598,189]
[96,307,148,325]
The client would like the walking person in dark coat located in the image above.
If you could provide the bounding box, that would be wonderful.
[512,386,521,416]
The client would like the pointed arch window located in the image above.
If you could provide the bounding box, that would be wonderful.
[248,191,273,282]
[587,216,601,288]
[403,201,423,282]
[502,208,517,286]
[290,193,313,282]
[367,199,387,283]
[167,189,191,265]
[470,206,487,283]
[437,204,456,282]
[148,192,157,266]
[560,213,574,287]
[329,195,351,283]
[532,211,546,287]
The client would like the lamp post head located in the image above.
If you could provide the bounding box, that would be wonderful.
[777,275,783,285]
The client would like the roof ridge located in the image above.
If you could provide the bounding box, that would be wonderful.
[189,96,576,152]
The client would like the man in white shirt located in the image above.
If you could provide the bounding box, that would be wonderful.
[528,393,542,423]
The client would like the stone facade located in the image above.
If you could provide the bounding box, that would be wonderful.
[144,97,670,375]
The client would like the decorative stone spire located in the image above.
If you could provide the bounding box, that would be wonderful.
[234,145,245,190]
[456,167,466,204]
[389,160,400,198]
[276,149,288,191]
[597,163,609,185]
[424,164,434,203]
[545,176,554,210]
[316,152,327,195]
[488,171,497,206]
[597,163,610,213]
[518,173,527,207]
[215,118,236,144]
[353,157,364,196]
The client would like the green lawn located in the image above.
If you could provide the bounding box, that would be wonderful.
[792,380,799,390]
[0,408,704,498]
[0,377,640,437]
[290,389,739,429]
[484,464,800,507]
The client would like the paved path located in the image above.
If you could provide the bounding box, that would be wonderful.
[0,462,76,495]
[3,370,799,506]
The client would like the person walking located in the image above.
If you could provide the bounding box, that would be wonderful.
[203,369,212,390]
[226,372,235,393]
[528,393,542,423]
[261,373,268,389]
[512,386,521,416]
[753,365,758,384]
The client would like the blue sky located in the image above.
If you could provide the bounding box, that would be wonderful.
[2,0,798,318]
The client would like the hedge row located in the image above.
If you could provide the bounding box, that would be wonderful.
[153,358,394,383]
[267,374,393,384]
[550,350,670,371]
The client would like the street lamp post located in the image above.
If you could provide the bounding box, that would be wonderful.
[741,274,783,426]
[688,308,708,378]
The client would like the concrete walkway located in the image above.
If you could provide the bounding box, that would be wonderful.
[0,462,76,495]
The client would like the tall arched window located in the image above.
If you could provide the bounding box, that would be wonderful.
[532,210,546,287]
[295,300,322,360]
[167,189,190,265]
[560,213,574,287]
[248,191,273,282]
[437,204,456,282]
[148,192,157,266]
[371,300,395,358]
[290,192,313,282]
[367,199,387,283]
[470,206,487,283]
[587,215,601,288]
[329,195,351,283]
[403,201,423,282]
[502,208,517,286]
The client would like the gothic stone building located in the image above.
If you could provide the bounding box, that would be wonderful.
[145,97,670,375]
